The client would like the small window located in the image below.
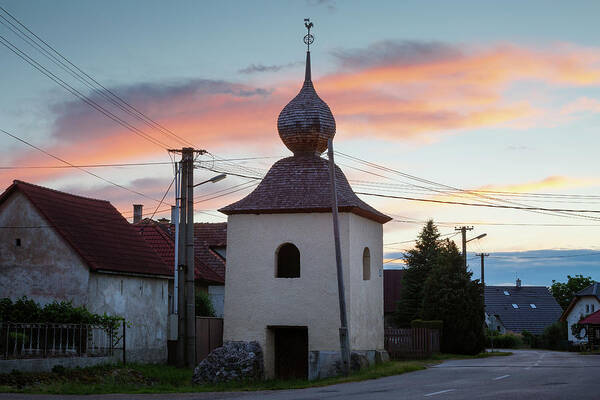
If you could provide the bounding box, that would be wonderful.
[362,247,371,280]
[276,243,300,278]
[512,304,519,309]
[530,304,536,309]
[586,304,590,313]
[503,291,510,296]
[15,238,21,247]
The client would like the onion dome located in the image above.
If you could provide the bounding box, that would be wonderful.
[277,51,336,156]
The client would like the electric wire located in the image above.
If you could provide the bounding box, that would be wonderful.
[0,128,171,205]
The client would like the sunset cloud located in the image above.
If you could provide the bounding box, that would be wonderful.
[3,40,600,195]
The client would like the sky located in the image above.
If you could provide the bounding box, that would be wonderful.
[1,0,600,286]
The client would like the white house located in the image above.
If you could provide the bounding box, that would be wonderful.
[220,43,391,380]
[561,282,600,343]
[0,180,172,363]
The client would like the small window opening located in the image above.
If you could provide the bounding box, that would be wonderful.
[530,304,537,309]
[512,304,519,309]
[503,290,510,296]
[586,304,590,313]
[276,243,300,278]
[362,247,371,280]
[15,238,21,247]
[592,304,596,313]
[120,280,123,295]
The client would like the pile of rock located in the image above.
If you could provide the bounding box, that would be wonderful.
[192,341,264,385]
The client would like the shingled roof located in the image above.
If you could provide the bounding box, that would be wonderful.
[219,155,391,224]
[485,285,563,335]
[0,180,170,277]
[193,223,227,279]
[134,222,224,284]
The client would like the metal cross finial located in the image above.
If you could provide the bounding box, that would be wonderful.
[303,18,314,51]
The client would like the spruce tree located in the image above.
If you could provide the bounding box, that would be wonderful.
[394,220,441,326]
[421,239,485,354]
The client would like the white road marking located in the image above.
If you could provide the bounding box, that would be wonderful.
[493,374,510,380]
[424,389,456,397]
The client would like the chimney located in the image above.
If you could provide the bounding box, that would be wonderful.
[133,204,143,224]
[171,206,177,225]
[516,278,522,288]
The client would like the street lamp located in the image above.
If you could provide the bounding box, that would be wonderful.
[466,233,487,243]
[194,173,227,187]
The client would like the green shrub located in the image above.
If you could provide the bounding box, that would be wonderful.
[539,321,568,350]
[195,291,216,317]
[0,297,123,331]
[485,332,523,348]
[410,319,443,330]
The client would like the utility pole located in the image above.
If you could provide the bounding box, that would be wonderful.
[327,138,351,376]
[455,226,473,268]
[171,147,205,368]
[176,155,187,368]
[476,253,489,287]
[183,147,196,368]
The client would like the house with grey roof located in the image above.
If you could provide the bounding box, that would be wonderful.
[560,282,600,343]
[485,279,563,335]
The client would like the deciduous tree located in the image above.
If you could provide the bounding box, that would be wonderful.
[550,275,594,310]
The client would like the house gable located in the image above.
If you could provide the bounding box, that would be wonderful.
[0,190,90,306]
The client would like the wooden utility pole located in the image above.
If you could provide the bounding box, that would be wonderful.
[476,253,489,287]
[455,226,473,268]
[327,138,351,376]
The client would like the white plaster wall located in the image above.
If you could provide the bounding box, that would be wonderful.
[566,297,600,342]
[347,214,384,351]
[0,192,90,305]
[86,273,169,363]
[223,212,384,377]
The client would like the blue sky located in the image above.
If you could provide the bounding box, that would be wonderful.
[1,1,599,286]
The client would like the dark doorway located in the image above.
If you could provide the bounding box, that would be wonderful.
[272,326,308,380]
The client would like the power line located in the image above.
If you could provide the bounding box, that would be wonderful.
[0,33,170,149]
[488,252,600,260]
[0,128,171,205]
[0,6,192,148]
[0,161,173,169]
[336,151,600,222]
[356,192,600,214]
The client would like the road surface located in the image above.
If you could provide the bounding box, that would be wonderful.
[2,349,600,399]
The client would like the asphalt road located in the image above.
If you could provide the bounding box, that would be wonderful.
[2,349,600,400]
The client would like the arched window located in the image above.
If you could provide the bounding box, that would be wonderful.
[362,247,371,280]
[276,243,300,278]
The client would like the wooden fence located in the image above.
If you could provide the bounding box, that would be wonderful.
[195,317,223,363]
[384,327,440,359]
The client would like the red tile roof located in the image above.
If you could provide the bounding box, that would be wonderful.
[219,155,391,224]
[193,223,227,279]
[134,222,223,284]
[579,309,600,325]
[384,269,406,314]
[1,180,170,277]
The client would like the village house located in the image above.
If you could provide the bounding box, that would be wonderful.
[485,279,563,335]
[0,180,171,363]
[220,45,391,380]
[560,282,600,343]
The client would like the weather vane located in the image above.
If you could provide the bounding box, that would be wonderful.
[304,18,314,51]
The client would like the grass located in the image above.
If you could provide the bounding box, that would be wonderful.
[0,352,512,395]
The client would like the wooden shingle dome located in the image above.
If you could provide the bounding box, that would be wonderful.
[277,52,336,156]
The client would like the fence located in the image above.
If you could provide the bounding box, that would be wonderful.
[384,327,440,359]
[1,322,123,360]
[196,317,223,363]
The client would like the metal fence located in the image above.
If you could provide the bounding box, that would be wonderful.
[384,327,440,359]
[1,322,120,360]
